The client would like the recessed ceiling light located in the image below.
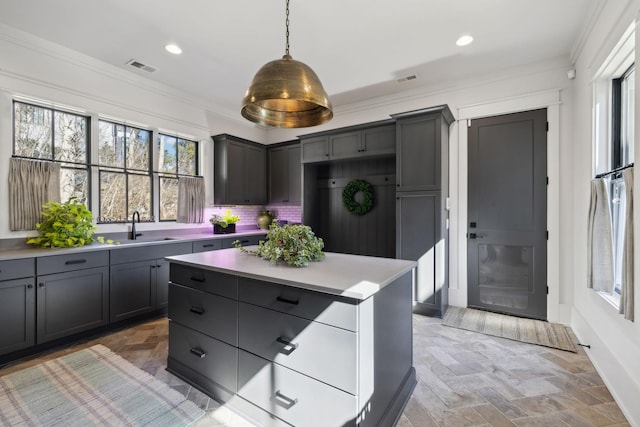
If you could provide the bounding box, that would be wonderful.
[456,35,474,47]
[165,44,182,55]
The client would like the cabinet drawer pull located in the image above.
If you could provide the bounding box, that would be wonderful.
[276,296,299,305]
[65,259,87,265]
[189,347,206,358]
[202,244,215,248]
[190,276,206,283]
[239,239,250,244]
[273,390,298,409]
[189,307,205,315]
[276,337,298,353]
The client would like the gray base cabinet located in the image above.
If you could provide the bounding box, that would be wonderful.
[35,251,110,344]
[110,242,192,322]
[167,263,415,427]
[0,258,36,356]
[0,279,35,355]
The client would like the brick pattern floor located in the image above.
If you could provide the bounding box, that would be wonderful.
[0,314,630,427]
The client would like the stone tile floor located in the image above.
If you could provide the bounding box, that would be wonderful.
[0,314,631,426]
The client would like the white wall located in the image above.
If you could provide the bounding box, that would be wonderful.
[568,1,640,425]
[1,10,638,425]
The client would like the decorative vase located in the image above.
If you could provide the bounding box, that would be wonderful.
[213,223,236,234]
[257,210,273,230]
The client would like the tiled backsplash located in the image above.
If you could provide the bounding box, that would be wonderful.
[205,205,301,227]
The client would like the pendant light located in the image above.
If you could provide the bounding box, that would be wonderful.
[241,0,333,128]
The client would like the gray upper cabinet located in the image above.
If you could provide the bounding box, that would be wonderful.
[329,131,361,160]
[393,106,454,191]
[268,142,301,204]
[301,136,329,163]
[300,123,395,163]
[213,134,266,205]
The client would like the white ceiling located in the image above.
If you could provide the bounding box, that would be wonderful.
[0,0,597,121]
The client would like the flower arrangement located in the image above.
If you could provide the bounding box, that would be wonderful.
[209,209,240,228]
[210,209,240,234]
[234,222,325,267]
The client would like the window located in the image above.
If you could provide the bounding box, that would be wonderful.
[13,101,90,203]
[98,120,152,222]
[156,134,199,221]
[609,65,634,302]
[592,23,635,308]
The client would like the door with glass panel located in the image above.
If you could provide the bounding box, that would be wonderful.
[467,109,547,320]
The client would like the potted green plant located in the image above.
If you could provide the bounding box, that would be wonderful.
[210,209,240,234]
[26,197,114,248]
[234,222,324,267]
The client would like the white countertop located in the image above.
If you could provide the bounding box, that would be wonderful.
[166,248,416,300]
[0,229,267,261]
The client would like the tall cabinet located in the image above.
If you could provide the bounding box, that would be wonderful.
[393,106,454,317]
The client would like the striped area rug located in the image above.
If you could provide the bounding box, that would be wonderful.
[0,344,204,426]
[442,306,577,353]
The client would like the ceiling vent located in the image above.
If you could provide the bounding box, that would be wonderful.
[396,74,418,84]
[126,59,157,73]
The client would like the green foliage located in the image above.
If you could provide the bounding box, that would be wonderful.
[234,223,325,267]
[342,179,375,215]
[26,198,114,248]
[210,209,240,228]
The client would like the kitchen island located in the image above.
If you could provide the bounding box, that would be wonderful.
[166,248,416,427]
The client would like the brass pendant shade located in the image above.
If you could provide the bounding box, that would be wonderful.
[241,0,333,128]
[241,54,333,128]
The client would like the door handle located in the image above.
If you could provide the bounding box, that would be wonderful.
[468,233,486,239]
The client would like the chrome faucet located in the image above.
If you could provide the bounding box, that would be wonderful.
[131,211,142,240]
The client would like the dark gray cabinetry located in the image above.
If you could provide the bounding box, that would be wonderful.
[393,106,454,317]
[36,252,109,344]
[110,242,191,322]
[0,259,35,356]
[268,142,301,204]
[212,134,266,205]
[300,123,395,163]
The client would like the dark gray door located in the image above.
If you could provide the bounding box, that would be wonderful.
[467,109,547,320]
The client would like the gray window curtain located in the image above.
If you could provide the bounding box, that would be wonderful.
[8,158,61,231]
[620,168,634,321]
[177,176,205,223]
[587,178,614,292]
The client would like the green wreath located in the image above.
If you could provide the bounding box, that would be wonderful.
[342,179,375,215]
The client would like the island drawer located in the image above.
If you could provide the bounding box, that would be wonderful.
[170,264,237,299]
[169,322,237,395]
[192,239,223,253]
[238,349,357,427]
[238,302,357,394]
[0,258,35,281]
[36,251,108,275]
[168,283,238,346]
[238,277,358,331]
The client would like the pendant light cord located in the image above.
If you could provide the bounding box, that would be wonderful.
[285,0,290,56]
